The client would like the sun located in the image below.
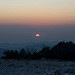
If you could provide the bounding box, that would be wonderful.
[36,34,40,37]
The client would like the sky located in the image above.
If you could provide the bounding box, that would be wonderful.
[0,0,75,43]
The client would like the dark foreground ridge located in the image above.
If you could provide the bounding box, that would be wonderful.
[1,41,75,61]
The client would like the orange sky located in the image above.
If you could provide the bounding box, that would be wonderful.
[0,0,75,26]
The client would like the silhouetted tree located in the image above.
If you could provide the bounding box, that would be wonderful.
[19,48,26,59]
[1,41,75,61]
[38,47,50,59]
[31,51,39,59]
[51,41,75,60]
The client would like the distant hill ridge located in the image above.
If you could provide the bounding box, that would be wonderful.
[0,41,58,56]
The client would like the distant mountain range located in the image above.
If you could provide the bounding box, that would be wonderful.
[0,41,58,56]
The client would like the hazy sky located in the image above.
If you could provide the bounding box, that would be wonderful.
[0,25,75,43]
[0,0,75,43]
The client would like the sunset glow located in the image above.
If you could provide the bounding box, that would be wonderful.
[0,0,75,26]
[0,0,75,43]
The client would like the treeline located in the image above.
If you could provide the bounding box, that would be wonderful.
[1,41,75,61]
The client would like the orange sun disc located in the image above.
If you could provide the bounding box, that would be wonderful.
[36,34,40,37]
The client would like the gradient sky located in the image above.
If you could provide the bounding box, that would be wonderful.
[0,0,75,25]
[0,0,75,43]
